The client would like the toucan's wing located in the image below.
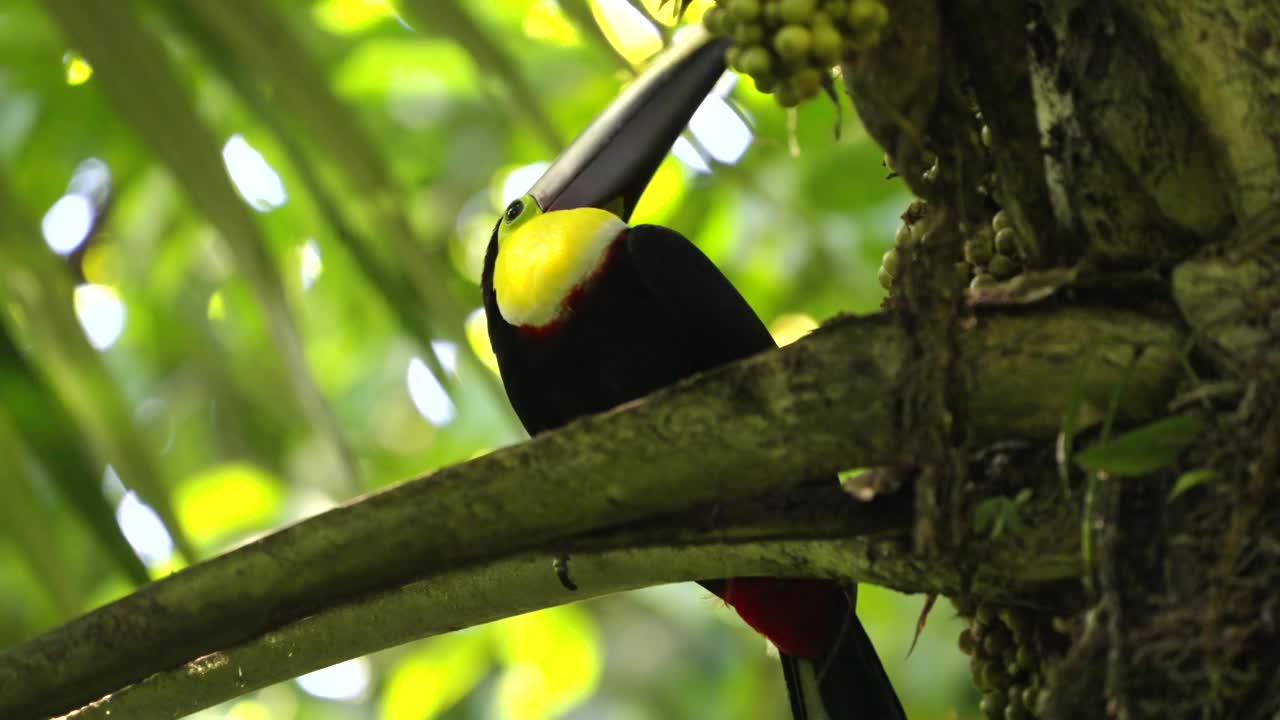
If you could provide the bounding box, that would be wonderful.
[624,223,776,372]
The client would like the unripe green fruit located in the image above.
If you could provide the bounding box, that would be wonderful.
[789,67,823,98]
[877,266,893,290]
[703,6,727,34]
[959,627,977,655]
[894,222,912,247]
[753,74,778,93]
[992,209,1010,232]
[995,228,1019,256]
[763,1,782,23]
[909,218,927,244]
[1006,684,1027,711]
[774,24,813,59]
[734,23,765,44]
[847,0,888,29]
[975,604,997,626]
[984,662,1011,690]
[812,23,845,63]
[847,0,888,48]
[979,692,1006,719]
[730,0,761,21]
[1014,646,1037,672]
[965,232,995,266]
[725,45,744,71]
[739,45,774,76]
[822,0,848,17]
[1004,705,1031,720]
[775,84,801,107]
[881,248,900,277]
[779,0,817,23]
[971,273,997,289]
[989,253,1018,279]
[983,626,1012,655]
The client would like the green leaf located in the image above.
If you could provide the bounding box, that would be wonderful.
[39,0,360,496]
[1073,414,1203,478]
[175,463,284,549]
[0,324,148,586]
[0,172,192,567]
[0,414,84,616]
[493,606,601,720]
[391,0,564,153]
[158,1,459,387]
[1168,468,1219,502]
[381,635,489,720]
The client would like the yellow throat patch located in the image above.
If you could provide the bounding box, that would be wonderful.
[493,207,627,328]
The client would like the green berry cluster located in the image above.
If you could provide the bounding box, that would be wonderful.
[703,0,890,107]
[959,603,1049,720]
[966,210,1025,288]
[877,217,923,290]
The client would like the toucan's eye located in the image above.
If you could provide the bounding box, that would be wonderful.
[504,200,524,223]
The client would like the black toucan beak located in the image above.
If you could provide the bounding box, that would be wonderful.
[529,30,731,222]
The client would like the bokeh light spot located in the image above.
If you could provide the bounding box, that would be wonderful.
[381,636,488,720]
[296,658,372,702]
[431,340,459,375]
[225,699,271,720]
[116,491,174,564]
[465,308,500,376]
[42,194,94,255]
[671,136,710,174]
[73,283,125,350]
[63,52,93,85]
[312,0,393,34]
[590,0,663,64]
[769,313,818,346]
[524,1,581,45]
[689,95,752,165]
[501,162,551,206]
[221,134,287,212]
[176,463,283,548]
[407,357,456,426]
[207,291,225,321]
[299,239,323,291]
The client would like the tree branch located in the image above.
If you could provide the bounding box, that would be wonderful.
[0,307,1185,719]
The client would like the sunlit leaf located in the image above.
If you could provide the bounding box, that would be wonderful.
[493,606,602,720]
[381,635,489,720]
[590,0,664,64]
[1168,468,1219,502]
[312,0,395,35]
[176,463,284,548]
[1073,414,1203,478]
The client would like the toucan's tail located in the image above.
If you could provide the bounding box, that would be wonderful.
[702,577,905,719]
[780,594,907,720]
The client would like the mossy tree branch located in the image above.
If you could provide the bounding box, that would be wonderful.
[0,306,1183,720]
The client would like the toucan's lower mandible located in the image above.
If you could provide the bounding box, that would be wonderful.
[481,29,906,720]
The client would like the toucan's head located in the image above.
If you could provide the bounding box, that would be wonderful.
[486,31,729,330]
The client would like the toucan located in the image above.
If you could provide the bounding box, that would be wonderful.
[481,30,906,720]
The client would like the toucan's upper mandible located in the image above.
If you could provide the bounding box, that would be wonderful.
[528,29,731,220]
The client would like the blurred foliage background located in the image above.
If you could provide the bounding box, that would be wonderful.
[0,0,977,717]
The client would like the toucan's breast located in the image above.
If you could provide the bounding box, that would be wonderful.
[485,234,697,435]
